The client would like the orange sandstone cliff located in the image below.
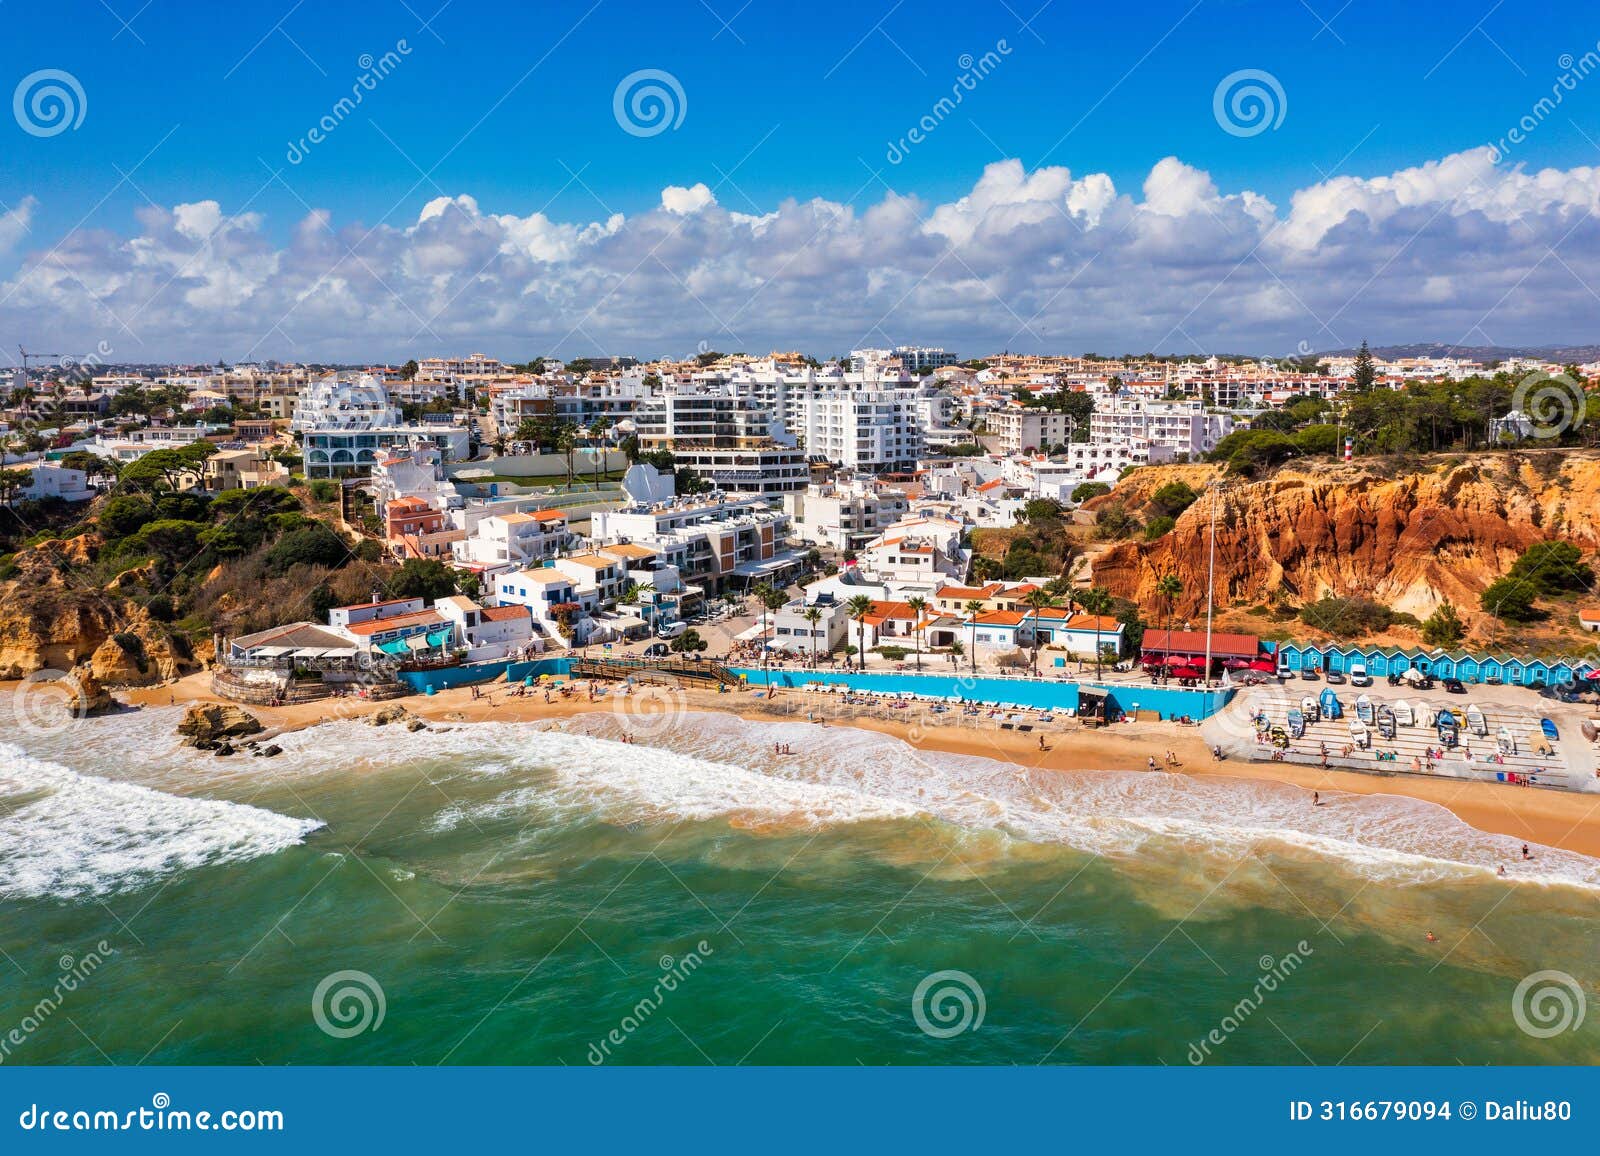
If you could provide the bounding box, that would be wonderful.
[1091,452,1600,625]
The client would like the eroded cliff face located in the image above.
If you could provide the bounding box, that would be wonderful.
[1091,453,1600,623]
[0,534,198,684]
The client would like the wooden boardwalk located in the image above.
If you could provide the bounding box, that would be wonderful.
[567,656,744,688]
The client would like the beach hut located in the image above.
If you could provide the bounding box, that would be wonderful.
[1437,710,1459,748]
[1526,660,1552,687]
[1318,688,1342,719]
[1453,653,1481,683]
[1376,703,1396,739]
[1363,648,1392,677]
[1287,707,1305,739]
[1550,661,1576,686]
[1393,699,1414,726]
[1505,659,1528,686]
[1466,704,1487,736]
[1355,694,1374,724]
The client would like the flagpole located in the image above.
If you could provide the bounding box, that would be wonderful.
[1204,483,1219,689]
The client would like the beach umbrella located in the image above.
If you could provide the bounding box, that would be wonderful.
[1162,655,1190,667]
[1402,667,1425,684]
[1223,658,1251,669]
[1586,670,1600,681]
[1248,659,1277,672]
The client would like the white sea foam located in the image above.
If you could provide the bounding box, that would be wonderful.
[559,712,1600,891]
[0,742,324,900]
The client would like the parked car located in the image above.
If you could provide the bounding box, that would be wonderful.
[1443,677,1466,694]
[656,621,688,640]
[1484,675,1504,686]
[1349,663,1372,687]
[1324,669,1346,685]
[1300,667,1321,681]
[642,642,670,658]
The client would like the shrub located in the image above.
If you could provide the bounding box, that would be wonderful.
[1298,596,1402,638]
[1071,482,1110,503]
[263,523,349,576]
[1143,515,1177,540]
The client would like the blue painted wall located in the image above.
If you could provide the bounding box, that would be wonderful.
[734,668,1230,721]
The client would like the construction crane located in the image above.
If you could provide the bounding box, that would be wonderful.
[18,346,67,372]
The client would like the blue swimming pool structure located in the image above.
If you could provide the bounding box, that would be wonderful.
[397,658,1231,721]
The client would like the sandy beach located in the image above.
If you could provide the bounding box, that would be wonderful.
[103,670,1600,860]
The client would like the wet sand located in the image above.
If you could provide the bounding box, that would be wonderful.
[112,672,1600,860]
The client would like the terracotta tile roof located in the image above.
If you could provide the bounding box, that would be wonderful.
[343,610,447,636]
[481,605,531,622]
[970,609,1027,626]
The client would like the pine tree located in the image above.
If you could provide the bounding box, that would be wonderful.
[1352,340,1376,392]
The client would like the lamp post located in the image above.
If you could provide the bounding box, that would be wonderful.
[1203,482,1223,689]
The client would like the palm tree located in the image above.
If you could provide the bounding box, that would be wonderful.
[753,581,777,667]
[555,423,578,490]
[905,595,929,671]
[802,606,823,667]
[1155,573,1183,656]
[964,599,984,673]
[1022,588,1059,675]
[1078,585,1114,680]
[948,638,965,668]
[845,593,876,671]
[759,583,788,670]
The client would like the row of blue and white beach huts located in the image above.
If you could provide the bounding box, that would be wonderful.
[1268,642,1598,687]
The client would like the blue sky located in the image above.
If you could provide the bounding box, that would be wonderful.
[4,0,1600,360]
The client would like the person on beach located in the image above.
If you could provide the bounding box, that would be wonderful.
[1147,756,1157,772]
[1038,734,1048,752]
[1312,791,1320,806]
[1425,931,1437,943]
[1497,865,1507,877]
[1522,843,1532,860]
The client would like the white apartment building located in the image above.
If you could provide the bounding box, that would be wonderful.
[1089,399,1233,457]
[988,405,1076,454]
[800,389,926,472]
[857,514,967,593]
[415,354,512,382]
[451,510,576,575]
[784,480,910,552]
[291,375,400,431]
[590,492,793,594]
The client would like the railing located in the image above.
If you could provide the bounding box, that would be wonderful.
[568,656,743,687]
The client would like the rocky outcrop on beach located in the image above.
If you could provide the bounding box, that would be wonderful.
[365,703,414,727]
[0,533,199,684]
[1091,452,1600,627]
[177,702,265,747]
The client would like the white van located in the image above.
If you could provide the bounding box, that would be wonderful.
[1349,662,1372,687]
[656,621,688,640]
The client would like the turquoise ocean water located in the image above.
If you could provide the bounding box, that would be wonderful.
[1,698,1597,1065]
